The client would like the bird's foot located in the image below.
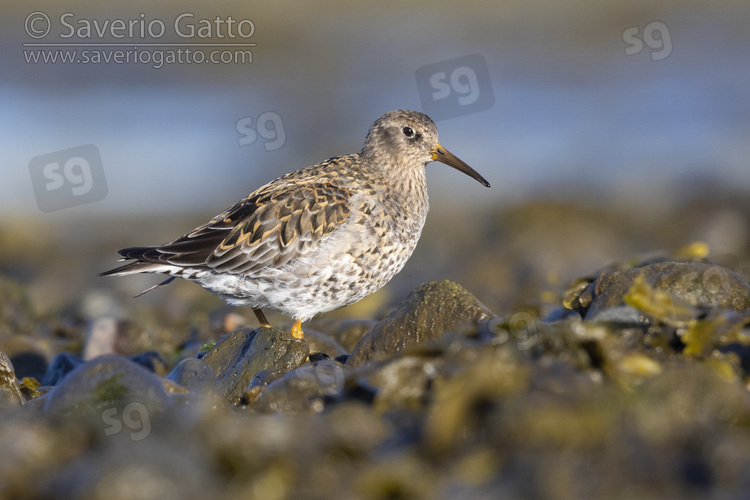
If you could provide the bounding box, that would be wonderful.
[291,319,304,339]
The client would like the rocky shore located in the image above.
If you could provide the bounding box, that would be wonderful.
[2,199,750,499]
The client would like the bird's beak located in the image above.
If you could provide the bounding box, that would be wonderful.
[430,143,490,187]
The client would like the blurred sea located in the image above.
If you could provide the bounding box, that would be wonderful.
[2,0,749,217]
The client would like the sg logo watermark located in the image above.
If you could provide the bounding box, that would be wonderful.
[485,312,539,351]
[101,402,151,441]
[28,144,107,212]
[623,21,673,61]
[415,53,494,121]
[236,111,286,151]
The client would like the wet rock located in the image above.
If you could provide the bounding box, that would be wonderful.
[43,355,169,421]
[167,358,215,395]
[308,318,377,351]
[42,351,166,387]
[252,359,349,413]
[201,327,308,404]
[355,453,437,500]
[303,328,348,358]
[0,351,23,407]
[556,260,750,366]
[10,352,47,382]
[0,335,50,380]
[161,378,190,395]
[41,352,83,386]
[565,261,750,323]
[308,352,331,362]
[577,304,643,325]
[0,411,77,498]
[249,367,288,387]
[680,309,750,362]
[334,354,350,364]
[129,350,167,376]
[14,204,750,498]
[242,367,288,405]
[347,281,495,366]
[46,438,216,500]
[425,346,531,452]
[362,355,437,413]
[312,400,390,457]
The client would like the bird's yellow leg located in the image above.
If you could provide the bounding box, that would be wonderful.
[291,319,304,339]
[253,308,271,328]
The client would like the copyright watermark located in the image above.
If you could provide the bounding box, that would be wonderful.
[416,53,494,121]
[22,12,256,68]
[29,144,108,213]
[236,111,286,151]
[24,12,255,40]
[623,21,673,61]
[485,312,539,351]
[101,401,152,441]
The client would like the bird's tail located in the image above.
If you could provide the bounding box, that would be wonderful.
[99,246,163,277]
[100,246,179,297]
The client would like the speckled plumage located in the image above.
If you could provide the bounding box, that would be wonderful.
[101,110,490,338]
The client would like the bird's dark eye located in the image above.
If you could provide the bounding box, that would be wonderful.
[402,126,415,137]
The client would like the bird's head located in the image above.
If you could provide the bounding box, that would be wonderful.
[361,109,490,188]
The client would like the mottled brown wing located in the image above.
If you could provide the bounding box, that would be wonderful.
[114,201,259,267]
[143,181,352,275]
[206,182,352,274]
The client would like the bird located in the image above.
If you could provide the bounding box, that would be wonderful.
[101,110,490,340]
